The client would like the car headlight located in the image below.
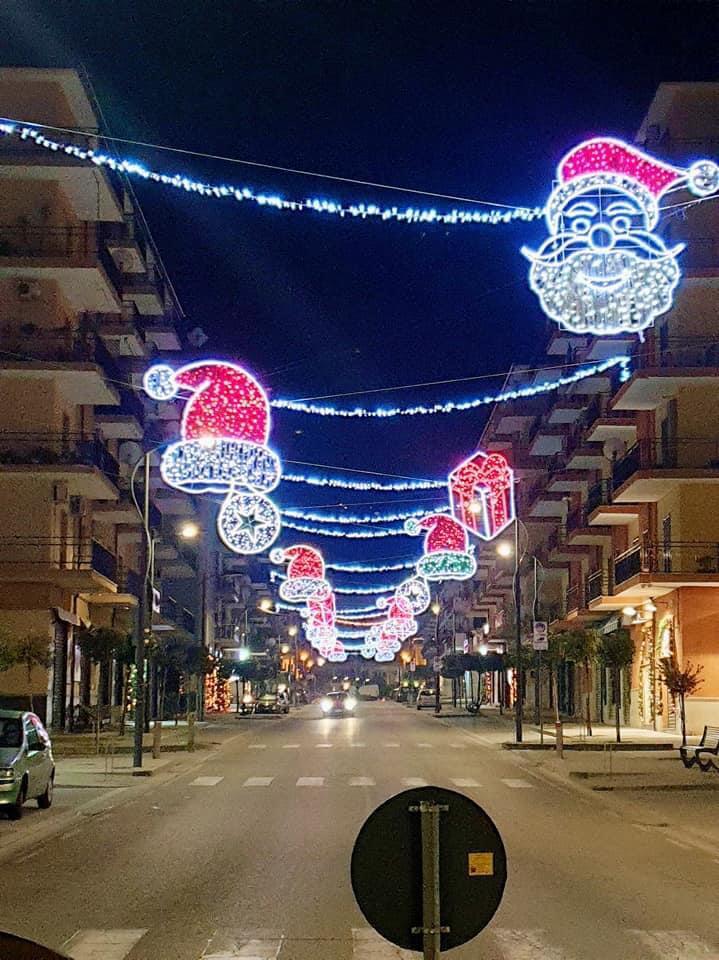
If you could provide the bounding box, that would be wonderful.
[345,698,357,711]
[320,698,332,712]
[242,694,254,705]
[0,768,16,783]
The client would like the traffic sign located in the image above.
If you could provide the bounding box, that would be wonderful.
[532,620,548,651]
[409,661,416,672]
[433,657,442,673]
[351,786,507,953]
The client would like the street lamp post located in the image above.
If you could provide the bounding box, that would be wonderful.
[513,517,523,744]
[431,599,441,715]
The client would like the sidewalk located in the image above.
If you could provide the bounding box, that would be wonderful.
[51,719,213,758]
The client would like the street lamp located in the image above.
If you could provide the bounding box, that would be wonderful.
[178,520,200,541]
[497,520,524,743]
[259,597,274,613]
[431,598,441,715]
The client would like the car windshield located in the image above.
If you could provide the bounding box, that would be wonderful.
[327,691,347,699]
[0,719,22,749]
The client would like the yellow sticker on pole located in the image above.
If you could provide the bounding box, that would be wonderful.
[468,852,494,877]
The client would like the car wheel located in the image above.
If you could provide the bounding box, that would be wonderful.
[7,780,26,820]
[37,772,54,809]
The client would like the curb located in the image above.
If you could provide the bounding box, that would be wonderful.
[502,742,675,752]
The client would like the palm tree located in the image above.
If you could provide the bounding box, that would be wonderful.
[15,634,52,713]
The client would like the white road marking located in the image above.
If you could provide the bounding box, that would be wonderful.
[667,837,693,850]
[61,828,81,840]
[450,778,481,788]
[297,777,325,787]
[15,848,42,863]
[401,778,428,787]
[282,744,300,749]
[350,742,366,748]
[352,927,415,959]
[632,930,719,958]
[201,929,283,959]
[248,744,267,750]
[190,776,224,787]
[243,777,274,787]
[449,742,467,749]
[416,743,433,749]
[384,742,400,748]
[349,777,376,786]
[501,778,534,789]
[492,928,573,960]
[316,743,333,748]
[63,928,147,960]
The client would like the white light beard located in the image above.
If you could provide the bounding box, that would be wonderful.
[528,249,682,335]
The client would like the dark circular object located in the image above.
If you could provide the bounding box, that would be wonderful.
[0,932,70,960]
[351,786,507,951]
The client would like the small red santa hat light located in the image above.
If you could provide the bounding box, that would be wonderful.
[404,514,476,582]
[546,136,719,232]
[143,359,282,555]
[271,544,331,602]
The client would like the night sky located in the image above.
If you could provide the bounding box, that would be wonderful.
[1,0,717,566]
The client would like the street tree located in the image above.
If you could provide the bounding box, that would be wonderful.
[0,630,17,675]
[598,629,634,743]
[14,634,52,714]
[563,628,599,736]
[659,659,704,747]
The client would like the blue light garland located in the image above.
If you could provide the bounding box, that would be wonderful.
[273,356,631,418]
[0,123,541,227]
[281,504,448,525]
[283,519,410,539]
[282,472,445,491]
[327,559,418,573]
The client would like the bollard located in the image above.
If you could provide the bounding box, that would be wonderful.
[555,721,564,759]
[152,719,162,759]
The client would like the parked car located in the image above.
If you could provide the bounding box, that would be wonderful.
[0,710,55,820]
[416,686,438,710]
[320,691,357,716]
[254,692,290,715]
[357,683,380,701]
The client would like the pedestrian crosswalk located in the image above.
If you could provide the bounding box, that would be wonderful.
[196,773,534,792]
[251,741,477,751]
[60,927,719,959]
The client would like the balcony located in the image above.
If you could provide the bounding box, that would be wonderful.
[0,328,121,405]
[611,541,719,596]
[121,268,166,317]
[0,432,119,499]
[587,567,612,603]
[0,223,122,312]
[612,438,719,502]
[0,536,119,591]
[613,339,719,411]
[95,383,145,441]
[585,478,640,527]
[565,503,612,546]
[156,596,195,636]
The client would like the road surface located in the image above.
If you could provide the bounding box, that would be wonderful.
[1,701,718,959]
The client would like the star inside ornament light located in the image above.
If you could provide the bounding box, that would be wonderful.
[143,359,282,555]
[522,137,719,337]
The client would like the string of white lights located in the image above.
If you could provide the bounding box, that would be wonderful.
[281,504,448,525]
[273,356,631,418]
[272,570,399,596]
[0,122,541,226]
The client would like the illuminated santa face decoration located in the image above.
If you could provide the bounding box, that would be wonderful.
[522,138,719,337]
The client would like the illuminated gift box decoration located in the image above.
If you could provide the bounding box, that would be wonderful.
[449,450,515,542]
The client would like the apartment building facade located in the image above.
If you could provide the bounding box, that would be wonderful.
[0,68,204,727]
[464,82,719,734]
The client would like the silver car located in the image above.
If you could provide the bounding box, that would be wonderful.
[0,710,55,820]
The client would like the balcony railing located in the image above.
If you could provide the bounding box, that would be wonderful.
[0,327,123,382]
[613,439,719,489]
[633,338,719,370]
[0,432,120,479]
[565,582,585,613]
[158,597,195,635]
[0,537,117,581]
[119,566,143,598]
[644,541,719,576]
[587,567,611,601]
[613,545,642,585]
[586,478,612,515]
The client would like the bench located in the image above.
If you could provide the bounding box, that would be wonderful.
[680,725,719,772]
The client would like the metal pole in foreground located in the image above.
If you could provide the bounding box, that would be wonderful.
[133,453,150,770]
[514,517,523,744]
[411,800,449,960]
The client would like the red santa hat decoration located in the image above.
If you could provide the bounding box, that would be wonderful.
[270,544,330,602]
[143,360,282,555]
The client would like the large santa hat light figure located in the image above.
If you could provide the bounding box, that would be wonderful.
[522,137,719,338]
[143,360,282,555]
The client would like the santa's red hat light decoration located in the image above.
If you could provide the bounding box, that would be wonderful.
[143,360,282,555]
[522,137,719,338]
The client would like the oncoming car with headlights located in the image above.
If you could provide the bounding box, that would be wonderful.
[320,691,357,717]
